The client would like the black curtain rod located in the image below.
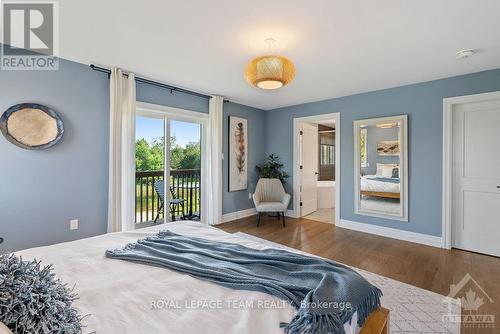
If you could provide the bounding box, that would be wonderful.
[90,64,213,100]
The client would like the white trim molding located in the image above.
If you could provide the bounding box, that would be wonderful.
[136,101,209,120]
[442,90,500,250]
[221,208,257,223]
[338,219,443,248]
[293,112,341,223]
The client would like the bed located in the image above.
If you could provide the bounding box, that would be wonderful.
[360,163,400,199]
[360,175,400,199]
[15,221,388,334]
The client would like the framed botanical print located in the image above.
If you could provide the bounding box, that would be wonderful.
[228,116,248,191]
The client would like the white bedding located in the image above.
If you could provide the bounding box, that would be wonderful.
[360,175,400,194]
[16,222,361,334]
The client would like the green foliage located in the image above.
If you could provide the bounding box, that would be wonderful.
[360,129,367,166]
[135,136,200,171]
[179,142,201,169]
[135,138,153,171]
[255,154,289,184]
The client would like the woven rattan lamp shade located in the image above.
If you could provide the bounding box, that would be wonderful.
[244,55,296,89]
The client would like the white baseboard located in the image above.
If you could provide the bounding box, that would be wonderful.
[221,208,257,223]
[337,219,444,248]
[285,210,296,218]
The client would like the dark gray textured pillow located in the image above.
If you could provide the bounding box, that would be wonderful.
[392,167,399,179]
[0,254,83,334]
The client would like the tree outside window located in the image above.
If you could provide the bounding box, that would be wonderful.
[360,128,368,168]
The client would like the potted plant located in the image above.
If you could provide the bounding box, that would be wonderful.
[255,154,289,184]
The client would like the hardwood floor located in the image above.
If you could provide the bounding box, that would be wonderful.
[219,215,500,334]
[303,208,335,224]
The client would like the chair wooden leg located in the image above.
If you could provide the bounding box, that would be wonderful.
[257,212,261,227]
[282,212,286,227]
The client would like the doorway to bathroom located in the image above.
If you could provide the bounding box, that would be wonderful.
[293,113,340,224]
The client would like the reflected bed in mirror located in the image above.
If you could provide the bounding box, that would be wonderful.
[354,115,408,221]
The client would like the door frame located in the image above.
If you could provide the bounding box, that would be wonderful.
[442,91,500,249]
[136,102,208,224]
[293,112,341,223]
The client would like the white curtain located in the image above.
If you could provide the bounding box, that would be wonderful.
[202,95,224,225]
[107,67,137,233]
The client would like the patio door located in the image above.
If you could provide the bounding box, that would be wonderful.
[135,113,165,224]
[169,120,202,221]
[135,103,206,225]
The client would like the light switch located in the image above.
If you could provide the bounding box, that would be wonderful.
[70,219,79,230]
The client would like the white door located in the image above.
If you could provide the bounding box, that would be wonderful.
[300,122,319,216]
[452,98,500,257]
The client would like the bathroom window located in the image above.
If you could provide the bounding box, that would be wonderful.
[318,131,335,181]
[320,144,335,165]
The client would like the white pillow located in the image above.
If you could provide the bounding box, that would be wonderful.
[376,163,399,177]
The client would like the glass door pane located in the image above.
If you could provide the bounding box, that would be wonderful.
[135,116,165,224]
[169,120,201,221]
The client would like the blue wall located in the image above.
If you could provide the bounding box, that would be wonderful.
[0,59,110,252]
[0,55,265,251]
[136,83,208,114]
[223,103,266,214]
[266,69,500,237]
[363,126,399,176]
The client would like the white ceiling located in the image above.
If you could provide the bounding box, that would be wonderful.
[59,0,500,110]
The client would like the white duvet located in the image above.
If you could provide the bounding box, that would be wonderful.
[360,175,400,194]
[16,222,360,334]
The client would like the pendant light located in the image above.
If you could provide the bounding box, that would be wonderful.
[244,38,296,90]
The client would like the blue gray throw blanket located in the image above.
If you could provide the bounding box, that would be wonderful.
[368,177,400,184]
[105,231,382,334]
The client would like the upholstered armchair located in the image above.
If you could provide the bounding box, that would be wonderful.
[252,178,291,227]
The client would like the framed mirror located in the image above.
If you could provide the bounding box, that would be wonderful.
[353,115,408,221]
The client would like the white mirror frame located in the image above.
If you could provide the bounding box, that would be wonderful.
[353,115,408,221]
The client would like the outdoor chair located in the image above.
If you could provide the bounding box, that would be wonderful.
[153,179,187,223]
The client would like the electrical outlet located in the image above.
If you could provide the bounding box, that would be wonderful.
[70,219,79,230]
[248,192,252,199]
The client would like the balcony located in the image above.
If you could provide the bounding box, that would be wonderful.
[135,169,201,224]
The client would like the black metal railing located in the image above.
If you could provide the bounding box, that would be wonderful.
[135,169,201,224]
